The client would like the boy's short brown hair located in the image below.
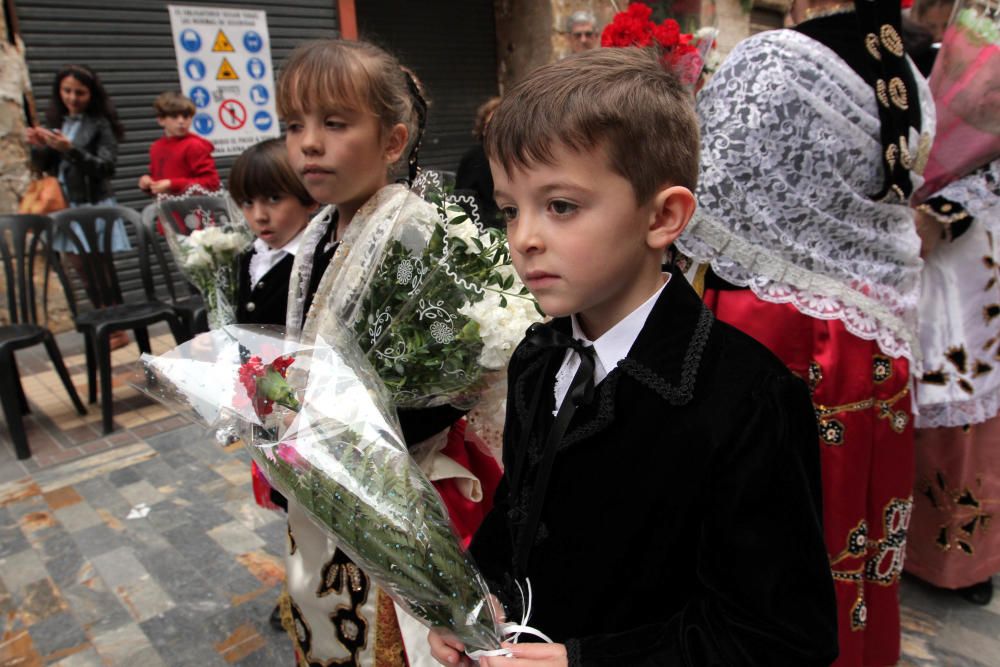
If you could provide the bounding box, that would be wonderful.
[229,138,315,207]
[153,91,196,118]
[485,47,699,201]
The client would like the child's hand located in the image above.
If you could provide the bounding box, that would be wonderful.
[138,175,153,191]
[428,628,473,666]
[480,643,568,666]
[150,179,173,195]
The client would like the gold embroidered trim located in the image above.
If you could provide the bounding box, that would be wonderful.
[885,143,897,169]
[916,202,971,225]
[865,33,881,60]
[880,24,904,57]
[876,79,890,108]
[899,135,912,170]
[374,589,407,666]
[888,77,908,110]
[914,132,932,175]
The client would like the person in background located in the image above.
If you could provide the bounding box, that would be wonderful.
[455,97,502,228]
[26,64,130,348]
[567,10,599,54]
[139,91,220,197]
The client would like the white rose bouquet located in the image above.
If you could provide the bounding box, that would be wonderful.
[161,208,253,329]
[308,183,543,409]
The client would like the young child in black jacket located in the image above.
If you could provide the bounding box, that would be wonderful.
[429,48,838,667]
[229,138,334,328]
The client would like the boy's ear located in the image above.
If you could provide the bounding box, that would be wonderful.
[156,116,167,129]
[383,123,409,165]
[647,185,696,251]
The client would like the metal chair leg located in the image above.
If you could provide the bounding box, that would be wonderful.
[42,332,87,416]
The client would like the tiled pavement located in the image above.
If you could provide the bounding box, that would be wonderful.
[0,325,998,666]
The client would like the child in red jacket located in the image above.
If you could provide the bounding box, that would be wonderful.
[138,91,220,197]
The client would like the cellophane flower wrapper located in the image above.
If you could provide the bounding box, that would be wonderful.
[160,198,253,329]
[136,324,504,653]
[305,183,542,410]
[915,1,1000,201]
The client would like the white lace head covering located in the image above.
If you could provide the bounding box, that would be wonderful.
[676,28,935,363]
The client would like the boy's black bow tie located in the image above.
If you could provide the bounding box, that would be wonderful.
[523,322,596,407]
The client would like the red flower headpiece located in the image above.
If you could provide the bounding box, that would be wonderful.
[600,2,703,84]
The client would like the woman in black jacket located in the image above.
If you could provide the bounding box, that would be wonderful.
[27,64,130,344]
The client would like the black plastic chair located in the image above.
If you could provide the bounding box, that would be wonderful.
[50,206,187,434]
[0,215,86,459]
[141,203,208,336]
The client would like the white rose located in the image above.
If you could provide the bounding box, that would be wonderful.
[183,245,212,270]
[459,290,542,370]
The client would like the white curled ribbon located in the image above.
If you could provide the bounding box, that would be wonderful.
[466,580,553,660]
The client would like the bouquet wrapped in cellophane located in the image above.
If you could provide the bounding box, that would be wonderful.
[139,325,502,651]
[158,194,253,329]
[301,181,542,409]
[914,0,1000,201]
[138,182,543,654]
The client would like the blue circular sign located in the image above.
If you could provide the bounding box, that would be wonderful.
[188,86,211,109]
[246,57,266,80]
[253,110,273,131]
[193,113,215,135]
[243,30,263,53]
[249,85,269,106]
[184,58,206,82]
[179,29,201,53]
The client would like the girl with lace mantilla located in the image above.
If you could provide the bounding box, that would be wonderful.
[276,40,501,666]
[676,1,934,665]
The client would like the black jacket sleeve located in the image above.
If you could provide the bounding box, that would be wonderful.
[567,375,839,667]
[64,116,118,180]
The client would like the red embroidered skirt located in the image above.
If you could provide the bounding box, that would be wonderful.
[704,288,914,667]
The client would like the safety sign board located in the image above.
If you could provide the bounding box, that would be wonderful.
[169,5,279,156]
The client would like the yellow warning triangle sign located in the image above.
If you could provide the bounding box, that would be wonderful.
[216,57,239,80]
[212,29,234,52]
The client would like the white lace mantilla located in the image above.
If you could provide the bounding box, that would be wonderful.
[676,29,936,363]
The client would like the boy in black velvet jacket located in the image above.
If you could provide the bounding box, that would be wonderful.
[428,48,838,667]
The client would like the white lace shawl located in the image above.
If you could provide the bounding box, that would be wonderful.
[676,29,936,363]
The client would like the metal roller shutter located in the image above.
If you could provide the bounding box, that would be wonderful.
[356,0,499,174]
[15,0,340,211]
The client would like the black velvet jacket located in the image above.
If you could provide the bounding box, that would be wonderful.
[470,270,839,666]
[236,221,337,328]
